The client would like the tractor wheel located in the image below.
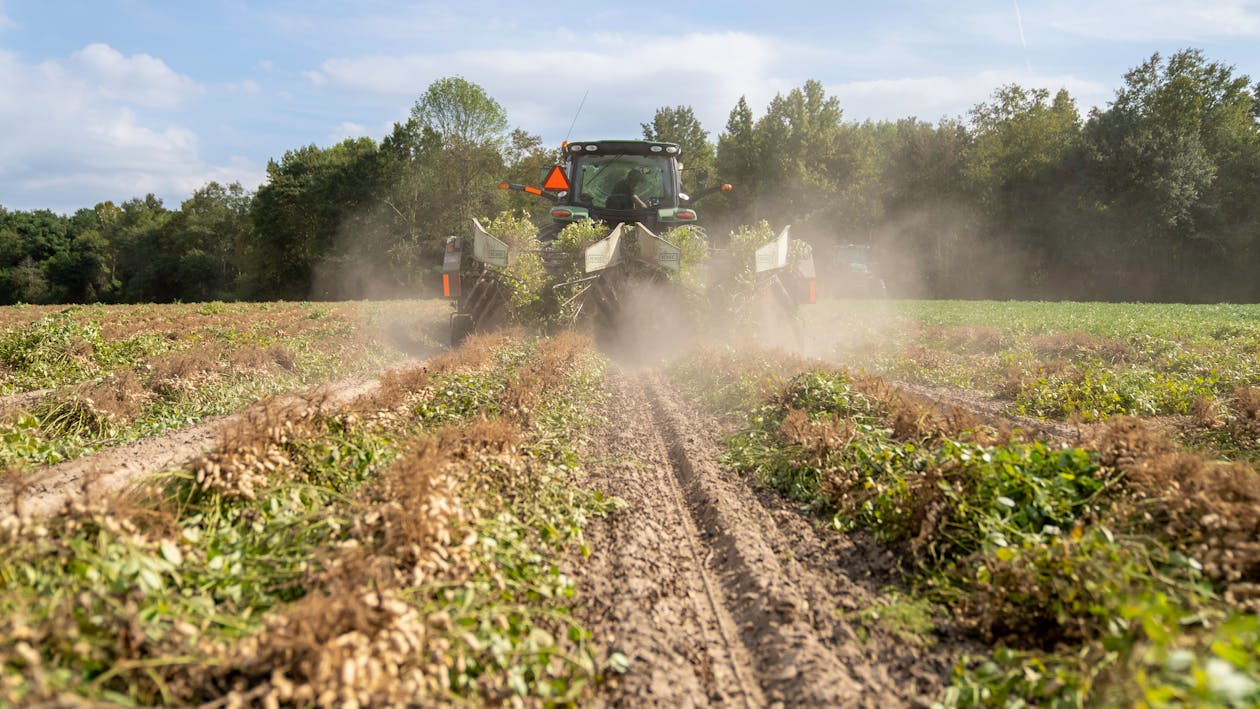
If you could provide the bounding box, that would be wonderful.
[450,314,474,347]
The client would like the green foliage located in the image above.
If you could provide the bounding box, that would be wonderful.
[946,594,1260,708]
[819,300,1260,429]
[845,590,940,647]
[248,139,387,300]
[642,105,716,193]
[671,346,1260,706]
[0,482,353,703]
[481,210,539,250]
[720,220,778,295]
[410,76,509,148]
[0,312,166,392]
[0,335,619,704]
[5,48,1260,304]
[1014,365,1222,421]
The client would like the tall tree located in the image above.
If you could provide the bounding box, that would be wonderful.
[248,138,383,299]
[876,118,973,296]
[409,76,509,148]
[642,105,716,192]
[750,80,850,236]
[1084,49,1259,300]
[381,76,512,284]
[965,85,1084,297]
[713,96,759,228]
[110,195,170,301]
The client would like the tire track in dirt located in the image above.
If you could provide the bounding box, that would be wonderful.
[0,370,415,521]
[578,370,763,706]
[578,369,919,707]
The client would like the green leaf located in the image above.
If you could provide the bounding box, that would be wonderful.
[160,540,183,566]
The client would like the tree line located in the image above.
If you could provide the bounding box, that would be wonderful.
[3,49,1259,305]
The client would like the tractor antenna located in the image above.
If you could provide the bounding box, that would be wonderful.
[563,89,589,144]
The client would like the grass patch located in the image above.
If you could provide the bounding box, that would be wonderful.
[813,301,1260,436]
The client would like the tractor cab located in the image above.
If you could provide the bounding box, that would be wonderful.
[501,140,724,236]
[566,140,680,217]
[549,140,694,233]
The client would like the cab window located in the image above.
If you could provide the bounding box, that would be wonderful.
[572,154,674,209]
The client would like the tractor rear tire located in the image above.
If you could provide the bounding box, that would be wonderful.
[450,314,474,347]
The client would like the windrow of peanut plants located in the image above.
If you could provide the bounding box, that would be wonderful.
[0,331,622,706]
[0,300,447,468]
[671,346,1259,707]
[813,301,1260,463]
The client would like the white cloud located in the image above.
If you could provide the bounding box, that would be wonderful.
[69,43,203,107]
[830,70,1110,123]
[1035,0,1260,41]
[227,79,262,95]
[333,121,368,141]
[0,46,257,212]
[311,31,789,142]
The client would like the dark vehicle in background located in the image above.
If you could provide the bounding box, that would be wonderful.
[831,244,886,298]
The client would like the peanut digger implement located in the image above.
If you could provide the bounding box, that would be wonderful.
[441,139,816,348]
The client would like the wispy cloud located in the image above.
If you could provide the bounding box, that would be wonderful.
[68,43,203,107]
[1040,0,1260,41]
[310,31,789,140]
[829,70,1109,122]
[332,121,367,141]
[227,79,262,95]
[0,1,15,32]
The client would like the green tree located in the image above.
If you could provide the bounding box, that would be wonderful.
[756,80,846,236]
[379,76,513,291]
[713,96,759,228]
[714,83,881,242]
[965,85,1084,297]
[642,105,716,193]
[44,228,112,302]
[876,118,974,296]
[501,129,558,219]
[0,209,70,304]
[248,138,384,299]
[1084,49,1259,300]
[111,195,171,302]
[410,76,509,148]
[148,182,252,302]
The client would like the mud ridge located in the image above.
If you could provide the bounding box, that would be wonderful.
[893,380,1087,445]
[0,367,421,521]
[0,388,52,417]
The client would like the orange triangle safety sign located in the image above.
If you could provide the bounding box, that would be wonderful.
[543,165,570,192]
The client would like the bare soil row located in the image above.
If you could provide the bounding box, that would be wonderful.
[576,369,962,706]
[0,370,404,520]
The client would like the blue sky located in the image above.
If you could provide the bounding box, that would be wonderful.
[2,0,1260,214]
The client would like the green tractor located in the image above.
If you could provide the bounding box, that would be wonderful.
[440,139,815,348]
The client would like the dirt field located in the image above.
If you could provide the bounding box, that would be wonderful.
[1,299,1256,706]
[0,360,968,707]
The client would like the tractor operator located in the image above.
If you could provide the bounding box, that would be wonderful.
[608,168,648,209]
